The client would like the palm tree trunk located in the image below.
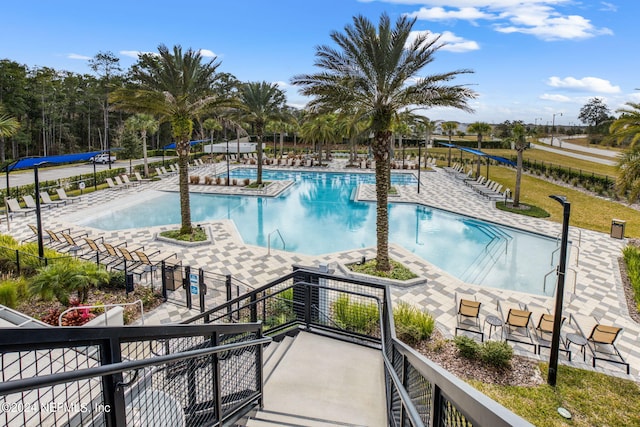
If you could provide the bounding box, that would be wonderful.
[178,143,192,234]
[142,131,149,177]
[256,137,263,185]
[373,131,391,272]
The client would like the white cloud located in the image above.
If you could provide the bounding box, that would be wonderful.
[600,2,617,12]
[198,49,217,58]
[407,6,495,22]
[547,76,621,94]
[274,81,290,89]
[539,93,572,102]
[408,30,480,52]
[67,53,91,60]
[392,1,614,41]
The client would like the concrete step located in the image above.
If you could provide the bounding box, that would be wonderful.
[263,335,294,383]
[246,409,350,426]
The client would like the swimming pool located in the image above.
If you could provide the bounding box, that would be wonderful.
[78,169,560,295]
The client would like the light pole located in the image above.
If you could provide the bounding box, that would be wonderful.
[550,112,562,147]
[547,195,571,386]
[417,140,423,194]
[33,162,49,259]
[226,139,230,186]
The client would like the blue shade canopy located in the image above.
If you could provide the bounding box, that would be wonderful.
[3,151,105,172]
[162,139,209,150]
[435,142,516,167]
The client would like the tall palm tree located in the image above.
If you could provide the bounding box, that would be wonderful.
[110,44,229,234]
[125,113,158,177]
[337,111,368,166]
[441,121,458,167]
[239,82,287,185]
[292,13,475,271]
[510,122,528,208]
[467,121,492,177]
[609,102,640,147]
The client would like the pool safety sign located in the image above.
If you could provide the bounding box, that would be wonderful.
[190,273,199,295]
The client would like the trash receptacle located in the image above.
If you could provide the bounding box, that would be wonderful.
[163,261,182,291]
[611,219,626,239]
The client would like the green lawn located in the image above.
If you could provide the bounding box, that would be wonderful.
[470,364,640,427]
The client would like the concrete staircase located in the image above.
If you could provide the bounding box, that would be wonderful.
[237,331,386,427]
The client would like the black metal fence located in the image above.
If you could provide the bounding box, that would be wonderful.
[184,266,533,427]
[160,263,255,314]
[0,323,268,427]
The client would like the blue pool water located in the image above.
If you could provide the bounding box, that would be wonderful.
[80,169,560,295]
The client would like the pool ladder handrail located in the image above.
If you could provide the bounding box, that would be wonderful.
[267,229,286,255]
[543,266,578,294]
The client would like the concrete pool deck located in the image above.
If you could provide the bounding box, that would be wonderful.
[4,159,637,380]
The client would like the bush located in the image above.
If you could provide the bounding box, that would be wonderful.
[105,271,127,290]
[0,280,18,308]
[479,340,513,368]
[623,245,640,310]
[393,301,434,344]
[454,335,480,359]
[333,294,379,335]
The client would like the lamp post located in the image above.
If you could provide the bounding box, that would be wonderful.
[547,195,571,386]
[33,162,48,259]
[417,140,422,194]
[226,139,230,186]
[550,112,562,147]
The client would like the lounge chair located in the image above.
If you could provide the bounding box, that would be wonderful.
[527,304,569,359]
[105,177,123,191]
[60,233,86,257]
[85,238,124,268]
[134,249,177,285]
[116,246,147,281]
[569,314,629,374]
[45,229,87,253]
[134,172,152,184]
[40,191,66,207]
[113,175,131,189]
[56,188,82,203]
[454,292,483,341]
[22,195,52,210]
[498,300,536,352]
[6,198,35,216]
[121,174,139,187]
[102,242,128,270]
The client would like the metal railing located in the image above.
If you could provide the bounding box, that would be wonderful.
[266,229,286,255]
[184,267,534,426]
[0,323,268,427]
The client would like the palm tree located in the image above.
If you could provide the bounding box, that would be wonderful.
[336,111,368,166]
[292,13,475,271]
[125,113,158,177]
[0,106,20,138]
[239,82,287,185]
[441,121,458,167]
[110,44,229,234]
[510,122,528,207]
[609,102,640,147]
[300,113,338,165]
[611,103,640,201]
[467,121,492,177]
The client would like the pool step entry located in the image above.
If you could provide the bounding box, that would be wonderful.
[460,222,512,285]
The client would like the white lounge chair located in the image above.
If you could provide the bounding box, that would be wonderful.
[40,191,66,207]
[6,198,35,216]
[134,172,152,184]
[56,188,82,203]
[105,177,123,191]
[22,195,52,210]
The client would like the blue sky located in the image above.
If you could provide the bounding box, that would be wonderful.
[2,0,638,125]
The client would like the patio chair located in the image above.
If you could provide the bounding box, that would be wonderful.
[102,242,129,271]
[60,232,86,257]
[44,229,87,252]
[116,245,147,281]
[134,172,152,184]
[569,313,629,374]
[527,304,570,359]
[113,175,131,189]
[134,249,177,285]
[40,191,66,207]
[56,188,82,203]
[22,194,52,210]
[6,198,35,216]
[85,238,123,268]
[121,174,139,187]
[454,292,483,341]
[105,177,123,191]
[498,300,536,352]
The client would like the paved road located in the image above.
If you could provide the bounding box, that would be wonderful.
[532,137,618,166]
[1,157,171,190]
